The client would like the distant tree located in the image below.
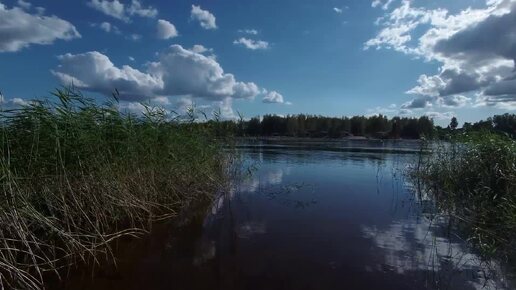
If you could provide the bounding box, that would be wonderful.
[247,117,261,136]
[472,119,493,131]
[449,117,458,130]
[236,113,514,140]
[493,113,516,137]
[401,118,420,139]
[350,116,365,136]
[417,116,434,138]
[390,118,401,139]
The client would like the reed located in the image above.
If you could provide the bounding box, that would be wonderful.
[412,131,516,264]
[0,88,228,289]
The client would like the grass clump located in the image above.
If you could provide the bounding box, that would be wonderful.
[413,131,516,263]
[0,88,228,289]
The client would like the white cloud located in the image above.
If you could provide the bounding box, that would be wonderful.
[0,95,32,107]
[127,0,157,18]
[153,96,170,105]
[87,0,157,22]
[263,91,286,104]
[233,37,269,50]
[371,0,394,10]
[156,19,178,39]
[100,22,114,33]
[91,21,120,34]
[399,108,412,115]
[53,51,162,100]
[367,104,397,115]
[53,45,273,118]
[128,56,135,61]
[190,5,217,30]
[424,111,455,120]
[333,7,343,13]
[190,44,212,54]
[11,97,30,106]
[437,95,471,108]
[238,29,258,35]
[367,0,516,110]
[118,101,146,114]
[149,45,260,100]
[0,3,80,52]
[401,96,433,109]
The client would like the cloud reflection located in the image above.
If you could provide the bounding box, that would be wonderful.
[362,216,509,289]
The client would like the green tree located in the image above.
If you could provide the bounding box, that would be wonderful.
[449,117,458,130]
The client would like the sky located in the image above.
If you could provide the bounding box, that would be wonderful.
[0,0,515,126]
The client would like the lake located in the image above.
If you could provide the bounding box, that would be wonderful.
[55,140,513,290]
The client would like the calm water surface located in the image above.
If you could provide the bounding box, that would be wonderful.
[57,141,513,290]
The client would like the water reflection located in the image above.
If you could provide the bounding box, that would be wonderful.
[361,217,505,289]
[53,142,514,290]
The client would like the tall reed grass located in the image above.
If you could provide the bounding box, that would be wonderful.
[412,131,516,264]
[0,88,228,289]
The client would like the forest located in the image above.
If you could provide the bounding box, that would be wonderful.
[216,113,516,139]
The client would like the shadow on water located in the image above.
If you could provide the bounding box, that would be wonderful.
[51,141,513,290]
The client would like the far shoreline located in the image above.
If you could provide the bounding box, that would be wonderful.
[237,136,424,142]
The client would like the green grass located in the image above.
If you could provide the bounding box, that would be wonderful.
[0,88,229,289]
[412,131,516,264]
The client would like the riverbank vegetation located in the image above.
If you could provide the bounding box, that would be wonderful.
[0,88,228,289]
[412,131,516,265]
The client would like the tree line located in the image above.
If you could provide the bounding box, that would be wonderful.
[209,113,516,140]
[440,113,516,139]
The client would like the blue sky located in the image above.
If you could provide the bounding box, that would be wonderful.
[0,0,515,126]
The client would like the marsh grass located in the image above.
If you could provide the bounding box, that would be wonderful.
[412,131,516,266]
[0,88,229,289]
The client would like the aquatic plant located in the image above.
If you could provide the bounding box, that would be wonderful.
[0,88,228,289]
[412,131,516,265]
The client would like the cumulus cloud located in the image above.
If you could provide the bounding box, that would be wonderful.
[52,51,162,100]
[333,7,343,13]
[52,45,277,117]
[87,0,157,22]
[401,96,433,109]
[149,45,260,100]
[367,0,516,110]
[156,19,178,39]
[190,5,217,30]
[233,38,269,50]
[437,95,471,108]
[263,91,287,104]
[0,3,80,52]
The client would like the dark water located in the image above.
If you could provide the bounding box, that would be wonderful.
[56,141,512,290]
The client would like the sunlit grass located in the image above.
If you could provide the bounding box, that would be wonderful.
[0,87,229,289]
